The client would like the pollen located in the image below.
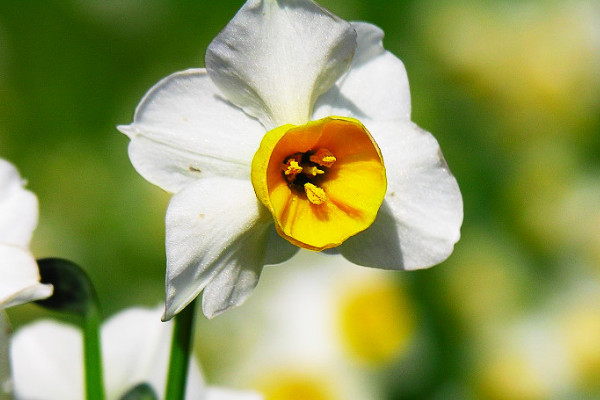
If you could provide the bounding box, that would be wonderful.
[283,159,303,176]
[304,183,327,205]
[304,165,325,177]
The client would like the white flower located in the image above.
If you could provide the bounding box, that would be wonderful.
[197,251,417,399]
[254,251,415,367]
[472,279,600,399]
[119,0,463,319]
[9,306,263,400]
[0,158,52,310]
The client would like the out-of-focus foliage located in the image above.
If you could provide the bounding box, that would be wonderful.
[1,0,599,399]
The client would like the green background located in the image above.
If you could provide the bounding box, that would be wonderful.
[2,1,600,399]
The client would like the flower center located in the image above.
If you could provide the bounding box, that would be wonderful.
[281,148,337,205]
[336,279,414,365]
[254,370,336,400]
[251,116,387,251]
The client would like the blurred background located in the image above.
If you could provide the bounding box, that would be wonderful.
[1,0,600,399]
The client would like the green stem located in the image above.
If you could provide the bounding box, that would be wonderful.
[83,303,105,400]
[165,300,197,400]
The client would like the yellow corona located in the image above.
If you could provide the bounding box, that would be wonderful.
[251,117,387,250]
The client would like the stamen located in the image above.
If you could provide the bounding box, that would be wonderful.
[304,165,325,177]
[283,159,303,179]
[304,183,327,205]
[310,148,336,168]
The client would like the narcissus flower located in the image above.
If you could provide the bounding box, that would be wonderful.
[9,306,263,400]
[0,158,52,310]
[119,0,463,319]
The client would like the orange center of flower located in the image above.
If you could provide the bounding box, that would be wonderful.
[251,116,387,251]
[280,148,337,205]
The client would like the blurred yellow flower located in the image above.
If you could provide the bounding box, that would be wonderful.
[336,272,414,366]
[557,282,600,390]
[255,370,337,400]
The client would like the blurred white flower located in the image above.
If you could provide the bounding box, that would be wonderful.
[9,306,262,400]
[475,317,573,400]
[422,0,600,145]
[1,312,11,400]
[254,251,416,368]
[554,280,600,391]
[119,0,462,319]
[198,251,417,399]
[438,226,534,334]
[0,158,52,309]
[473,278,600,399]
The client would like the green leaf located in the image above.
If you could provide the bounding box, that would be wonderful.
[35,258,98,316]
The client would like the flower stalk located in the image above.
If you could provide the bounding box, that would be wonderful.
[83,300,104,400]
[165,299,197,400]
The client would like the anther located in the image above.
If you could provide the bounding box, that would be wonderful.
[304,165,325,177]
[304,183,327,205]
[284,160,303,176]
[310,148,336,168]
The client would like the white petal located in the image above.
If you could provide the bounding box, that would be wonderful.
[262,227,299,266]
[204,226,298,319]
[340,119,463,270]
[205,0,357,128]
[11,306,207,400]
[0,159,38,248]
[11,319,84,400]
[206,387,263,400]
[102,306,205,400]
[1,312,11,398]
[118,69,265,193]
[164,178,273,320]
[0,245,52,309]
[313,22,411,121]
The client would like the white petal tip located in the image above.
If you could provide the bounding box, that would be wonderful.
[116,124,136,138]
[201,291,254,320]
[36,284,54,301]
[161,307,174,322]
[0,283,53,310]
[201,298,227,320]
[201,307,223,320]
